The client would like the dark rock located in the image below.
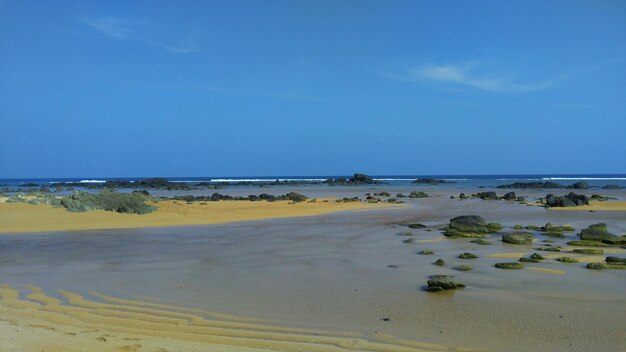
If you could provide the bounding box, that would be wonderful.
[545,192,589,207]
[470,239,493,245]
[502,232,534,245]
[579,223,624,244]
[568,182,589,189]
[433,259,446,266]
[502,192,517,200]
[473,191,499,200]
[454,265,473,271]
[409,191,428,198]
[408,223,426,229]
[412,178,453,185]
[426,279,465,291]
[606,256,626,263]
[459,252,478,259]
[602,184,624,189]
[495,262,524,269]
[556,257,579,263]
[573,249,604,255]
[497,182,563,189]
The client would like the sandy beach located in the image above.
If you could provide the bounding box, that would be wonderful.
[1,186,625,352]
[0,199,400,234]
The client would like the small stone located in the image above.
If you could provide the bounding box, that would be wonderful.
[495,262,524,270]
[459,252,478,259]
[433,259,446,266]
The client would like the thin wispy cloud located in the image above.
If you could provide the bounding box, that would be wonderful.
[80,18,136,39]
[79,17,200,54]
[408,63,558,93]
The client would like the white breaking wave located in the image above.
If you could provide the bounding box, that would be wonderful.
[209,178,327,182]
[542,177,626,181]
[78,180,106,183]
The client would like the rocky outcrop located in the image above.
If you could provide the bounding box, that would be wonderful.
[545,193,589,207]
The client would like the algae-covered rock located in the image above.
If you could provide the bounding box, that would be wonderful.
[513,224,523,230]
[402,239,414,244]
[454,265,473,271]
[495,262,524,269]
[525,225,540,230]
[429,274,454,280]
[587,262,608,270]
[418,250,434,255]
[543,232,565,238]
[573,248,604,255]
[426,279,466,292]
[443,228,487,238]
[567,240,608,247]
[519,257,539,263]
[556,257,579,263]
[535,246,562,252]
[459,252,478,259]
[470,239,493,245]
[579,223,624,244]
[433,259,446,266]
[606,256,626,263]
[449,215,488,233]
[502,232,534,245]
[486,223,503,232]
[408,223,426,229]
[409,191,429,198]
[530,253,545,260]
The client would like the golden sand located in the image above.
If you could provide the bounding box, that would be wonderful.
[549,201,626,211]
[0,199,401,234]
[526,267,566,275]
[0,284,461,352]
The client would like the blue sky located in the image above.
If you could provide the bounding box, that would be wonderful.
[1,0,625,178]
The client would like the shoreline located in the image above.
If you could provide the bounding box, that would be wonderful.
[0,199,403,234]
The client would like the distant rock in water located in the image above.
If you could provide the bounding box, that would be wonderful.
[497,181,564,189]
[323,173,383,186]
[602,184,624,189]
[545,192,589,207]
[412,178,453,185]
[567,181,589,189]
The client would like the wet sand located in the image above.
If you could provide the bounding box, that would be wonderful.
[1,187,625,351]
[0,199,400,234]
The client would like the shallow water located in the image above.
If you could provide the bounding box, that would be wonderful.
[1,190,625,351]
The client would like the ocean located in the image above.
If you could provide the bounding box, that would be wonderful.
[2,174,626,190]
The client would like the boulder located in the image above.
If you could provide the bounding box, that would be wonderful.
[474,191,499,200]
[433,259,446,266]
[579,223,624,244]
[530,253,545,260]
[449,215,488,233]
[502,192,517,200]
[545,192,589,207]
[495,262,524,269]
[425,279,465,292]
[568,181,589,189]
[502,232,534,245]
[459,252,478,259]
